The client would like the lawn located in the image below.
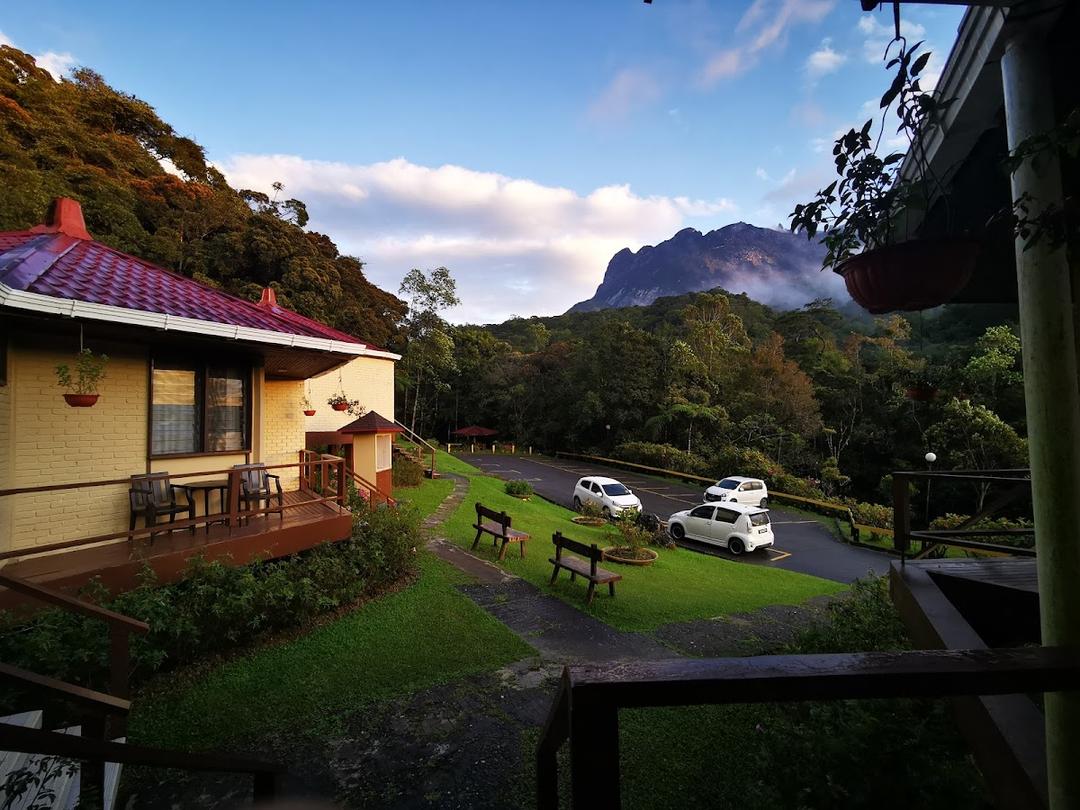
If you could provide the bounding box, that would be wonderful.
[438,471,846,632]
[393,475,454,519]
[130,553,534,750]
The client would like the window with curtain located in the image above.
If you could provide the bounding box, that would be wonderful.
[151,360,250,456]
[376,434,392,471]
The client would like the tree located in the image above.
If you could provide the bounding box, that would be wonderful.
[398,267,461,435]
[963,325,1022,405]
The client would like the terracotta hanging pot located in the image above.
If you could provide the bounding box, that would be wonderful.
[304,409,317,416]
[905,384,938,402]
[63,393,99,407]
[332,402,349,412]
[837,237,979,314]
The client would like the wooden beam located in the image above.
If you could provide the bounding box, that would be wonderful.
[0,662,130,715]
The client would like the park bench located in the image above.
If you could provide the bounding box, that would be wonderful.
[472,502,530,560]
[549,531,622,605]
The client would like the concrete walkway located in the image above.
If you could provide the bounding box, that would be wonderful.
[423,473,672,662]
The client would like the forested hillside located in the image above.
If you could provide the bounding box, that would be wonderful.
[0,46,405,348]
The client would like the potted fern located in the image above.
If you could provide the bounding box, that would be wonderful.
[55,349,108,407]
[790,37,978,313]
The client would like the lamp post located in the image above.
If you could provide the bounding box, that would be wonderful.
[924,452,937,527]
[605,424,611,451]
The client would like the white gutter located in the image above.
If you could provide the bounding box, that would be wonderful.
[0,282,401,361]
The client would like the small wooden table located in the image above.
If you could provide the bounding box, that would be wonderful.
[180,479,230,533]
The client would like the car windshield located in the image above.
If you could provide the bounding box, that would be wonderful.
[602,483,630,496]
[717,479,739,490]
[749,511,770,527]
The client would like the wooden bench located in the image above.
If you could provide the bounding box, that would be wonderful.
[472,502,530,560]
[549,531,622,605]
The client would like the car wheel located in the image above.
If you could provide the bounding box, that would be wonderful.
[728,537,746,556]
[759,497,768,508]
[670,523,685,540]
[573,496,582,510]
[602,506,612,519]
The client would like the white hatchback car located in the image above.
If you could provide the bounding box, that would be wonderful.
[573,476,642,518]
[666,502,774,555]
[704,476,769,508]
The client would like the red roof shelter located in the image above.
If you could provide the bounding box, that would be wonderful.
[452,425,498,438]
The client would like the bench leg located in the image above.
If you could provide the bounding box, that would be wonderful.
[472,528,482,550]
[520,541,526,559]
[609,582,616,598]
[498,540,508,561]
[549,565,559,585]
[586,582,596,606]
[570,571,576,582]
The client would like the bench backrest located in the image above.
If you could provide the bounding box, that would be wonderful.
[552,531,603,578]
[234,463,270,494]
[130,473,173,510]
[476,502,511,533]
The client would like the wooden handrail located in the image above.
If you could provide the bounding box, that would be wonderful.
[345,467,396,506]
[536,646,1080,808]
[0,724,284,801]
[0,662,131,715]
[394,420,438,477]
[0,574,149,633]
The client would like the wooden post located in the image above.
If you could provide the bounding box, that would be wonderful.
[336,459,346,508]
[569,696,621,808]
[227,469,241,530]
[320,458,328,493]
[529,446,533,455]
[109,626,129,737]
[511,443,516,454]
[1002,29,1080,808]
[492,443,496,454]
[892,474,910,560]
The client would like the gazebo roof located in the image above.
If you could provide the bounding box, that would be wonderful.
[339,411,404,435]
[452,425,498,437]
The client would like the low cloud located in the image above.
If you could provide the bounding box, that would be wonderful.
[588,67,663,122]
[805,39,846,78]
[219,154,738,323]
[0,30,76,80]
[857,14,926,63]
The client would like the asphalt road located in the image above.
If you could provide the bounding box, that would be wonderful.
[459,454,887,584]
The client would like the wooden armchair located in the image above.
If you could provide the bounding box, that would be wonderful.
[234,464,284,523]
[129,473,194,539]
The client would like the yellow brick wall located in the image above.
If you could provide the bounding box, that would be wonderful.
[305,356,396,432]
[4,335,148,552]
[259,374,304,491]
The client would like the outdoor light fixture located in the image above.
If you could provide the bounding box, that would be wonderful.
[925,452,937,464]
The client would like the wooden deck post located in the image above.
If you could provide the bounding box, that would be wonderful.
[226,469,241,530]
[336,458,346,508]
[1002,28,1080,809]
[892,474,910,560]
[569,696,620,808]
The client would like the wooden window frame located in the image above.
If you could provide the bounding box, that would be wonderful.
[149,356,253,459]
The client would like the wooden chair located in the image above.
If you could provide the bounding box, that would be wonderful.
[234,464,284,524]
[128,473,194,539]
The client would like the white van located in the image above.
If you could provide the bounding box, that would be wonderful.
[704,476,769,508]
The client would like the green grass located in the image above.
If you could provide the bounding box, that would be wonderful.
[130,554,534,750]
[439,472,845,632]
[393,475,454,519]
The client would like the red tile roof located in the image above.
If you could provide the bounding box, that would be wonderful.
[339,411,404,434]
[0,199,368,346]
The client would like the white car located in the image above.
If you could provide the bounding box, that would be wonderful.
[573,476,642,518]
[704,476,769,508]
[666,502,774,556]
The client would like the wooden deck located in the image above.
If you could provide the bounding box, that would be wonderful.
[0,490,352,610]
[889,558,1047,809]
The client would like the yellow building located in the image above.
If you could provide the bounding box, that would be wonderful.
[0,198,399,595]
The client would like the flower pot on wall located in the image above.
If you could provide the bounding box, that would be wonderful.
[837,237,979,315]
[63,393,99,407]
[331,402,349,412]
[304,409,317,416]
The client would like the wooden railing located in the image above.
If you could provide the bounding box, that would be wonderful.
[298,450,395,507]
[394,420,438,478]
[536,646,1080,809]
[0,455,349,563]
[0,577,284,802]
[892,469,1033,560]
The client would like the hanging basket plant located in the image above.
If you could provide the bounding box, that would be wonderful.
[56,348,108,408]
[790,31,978,314]
[328,394,352,412]
[302,385,316,416]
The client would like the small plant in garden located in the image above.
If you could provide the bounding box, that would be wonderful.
[55,348,107,405]
[607,509,658,563]
[393,456,424,488]
[576,499,603,518]
[504,479,533,498]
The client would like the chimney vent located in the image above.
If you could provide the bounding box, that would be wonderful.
[259,287,278,308]
[29,197,92,241]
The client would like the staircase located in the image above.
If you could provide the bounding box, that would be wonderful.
[0,712,121,809]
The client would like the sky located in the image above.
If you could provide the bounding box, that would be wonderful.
[0,0,965,323]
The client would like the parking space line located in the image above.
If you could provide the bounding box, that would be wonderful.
[771,520,819,525]
[766,548,792,561]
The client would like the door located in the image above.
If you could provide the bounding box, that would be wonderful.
[684,505,716,542]
[712,507,740,546]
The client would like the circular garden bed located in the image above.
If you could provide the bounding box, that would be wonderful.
[603,547,658,566]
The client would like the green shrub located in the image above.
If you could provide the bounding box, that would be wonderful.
[504,479,533,498]
[576,498,603,518]
[612,442,711,476]
[771,471,826,500]
[392,456,424,487]
[0,494,422,694]
[930,513,1034,549]
[843,499,893,529]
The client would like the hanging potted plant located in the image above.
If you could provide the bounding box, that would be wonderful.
[301,396,316,417]
[790,35,978,314]
[328,394,351,412]
[55,348,108,407]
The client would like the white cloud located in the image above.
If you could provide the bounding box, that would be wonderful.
[857,14,926,63]
[699,0,836,86]
[0,30,77,80]
[756,167,771,182]
[588,67,663,122]
[805,39,846,78]
[218,154,738,323]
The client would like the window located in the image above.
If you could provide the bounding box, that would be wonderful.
[749,511,770,527]
[689,505,715,519]
[714,508,739,523]
[151,360,250,456]
[601,483,630,496]
[717,479,739,490]
[591,482,603,494]
[580,479,591,489]
[376,434,392,471]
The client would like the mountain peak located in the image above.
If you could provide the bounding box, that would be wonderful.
[567,223,841,314]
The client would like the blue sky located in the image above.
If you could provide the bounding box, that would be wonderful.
[1,1,964,322]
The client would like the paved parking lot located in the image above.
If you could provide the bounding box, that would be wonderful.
[459,454,887,584]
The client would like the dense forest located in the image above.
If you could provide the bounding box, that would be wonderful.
[1,47,1029,520]
[0,46,405,348]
